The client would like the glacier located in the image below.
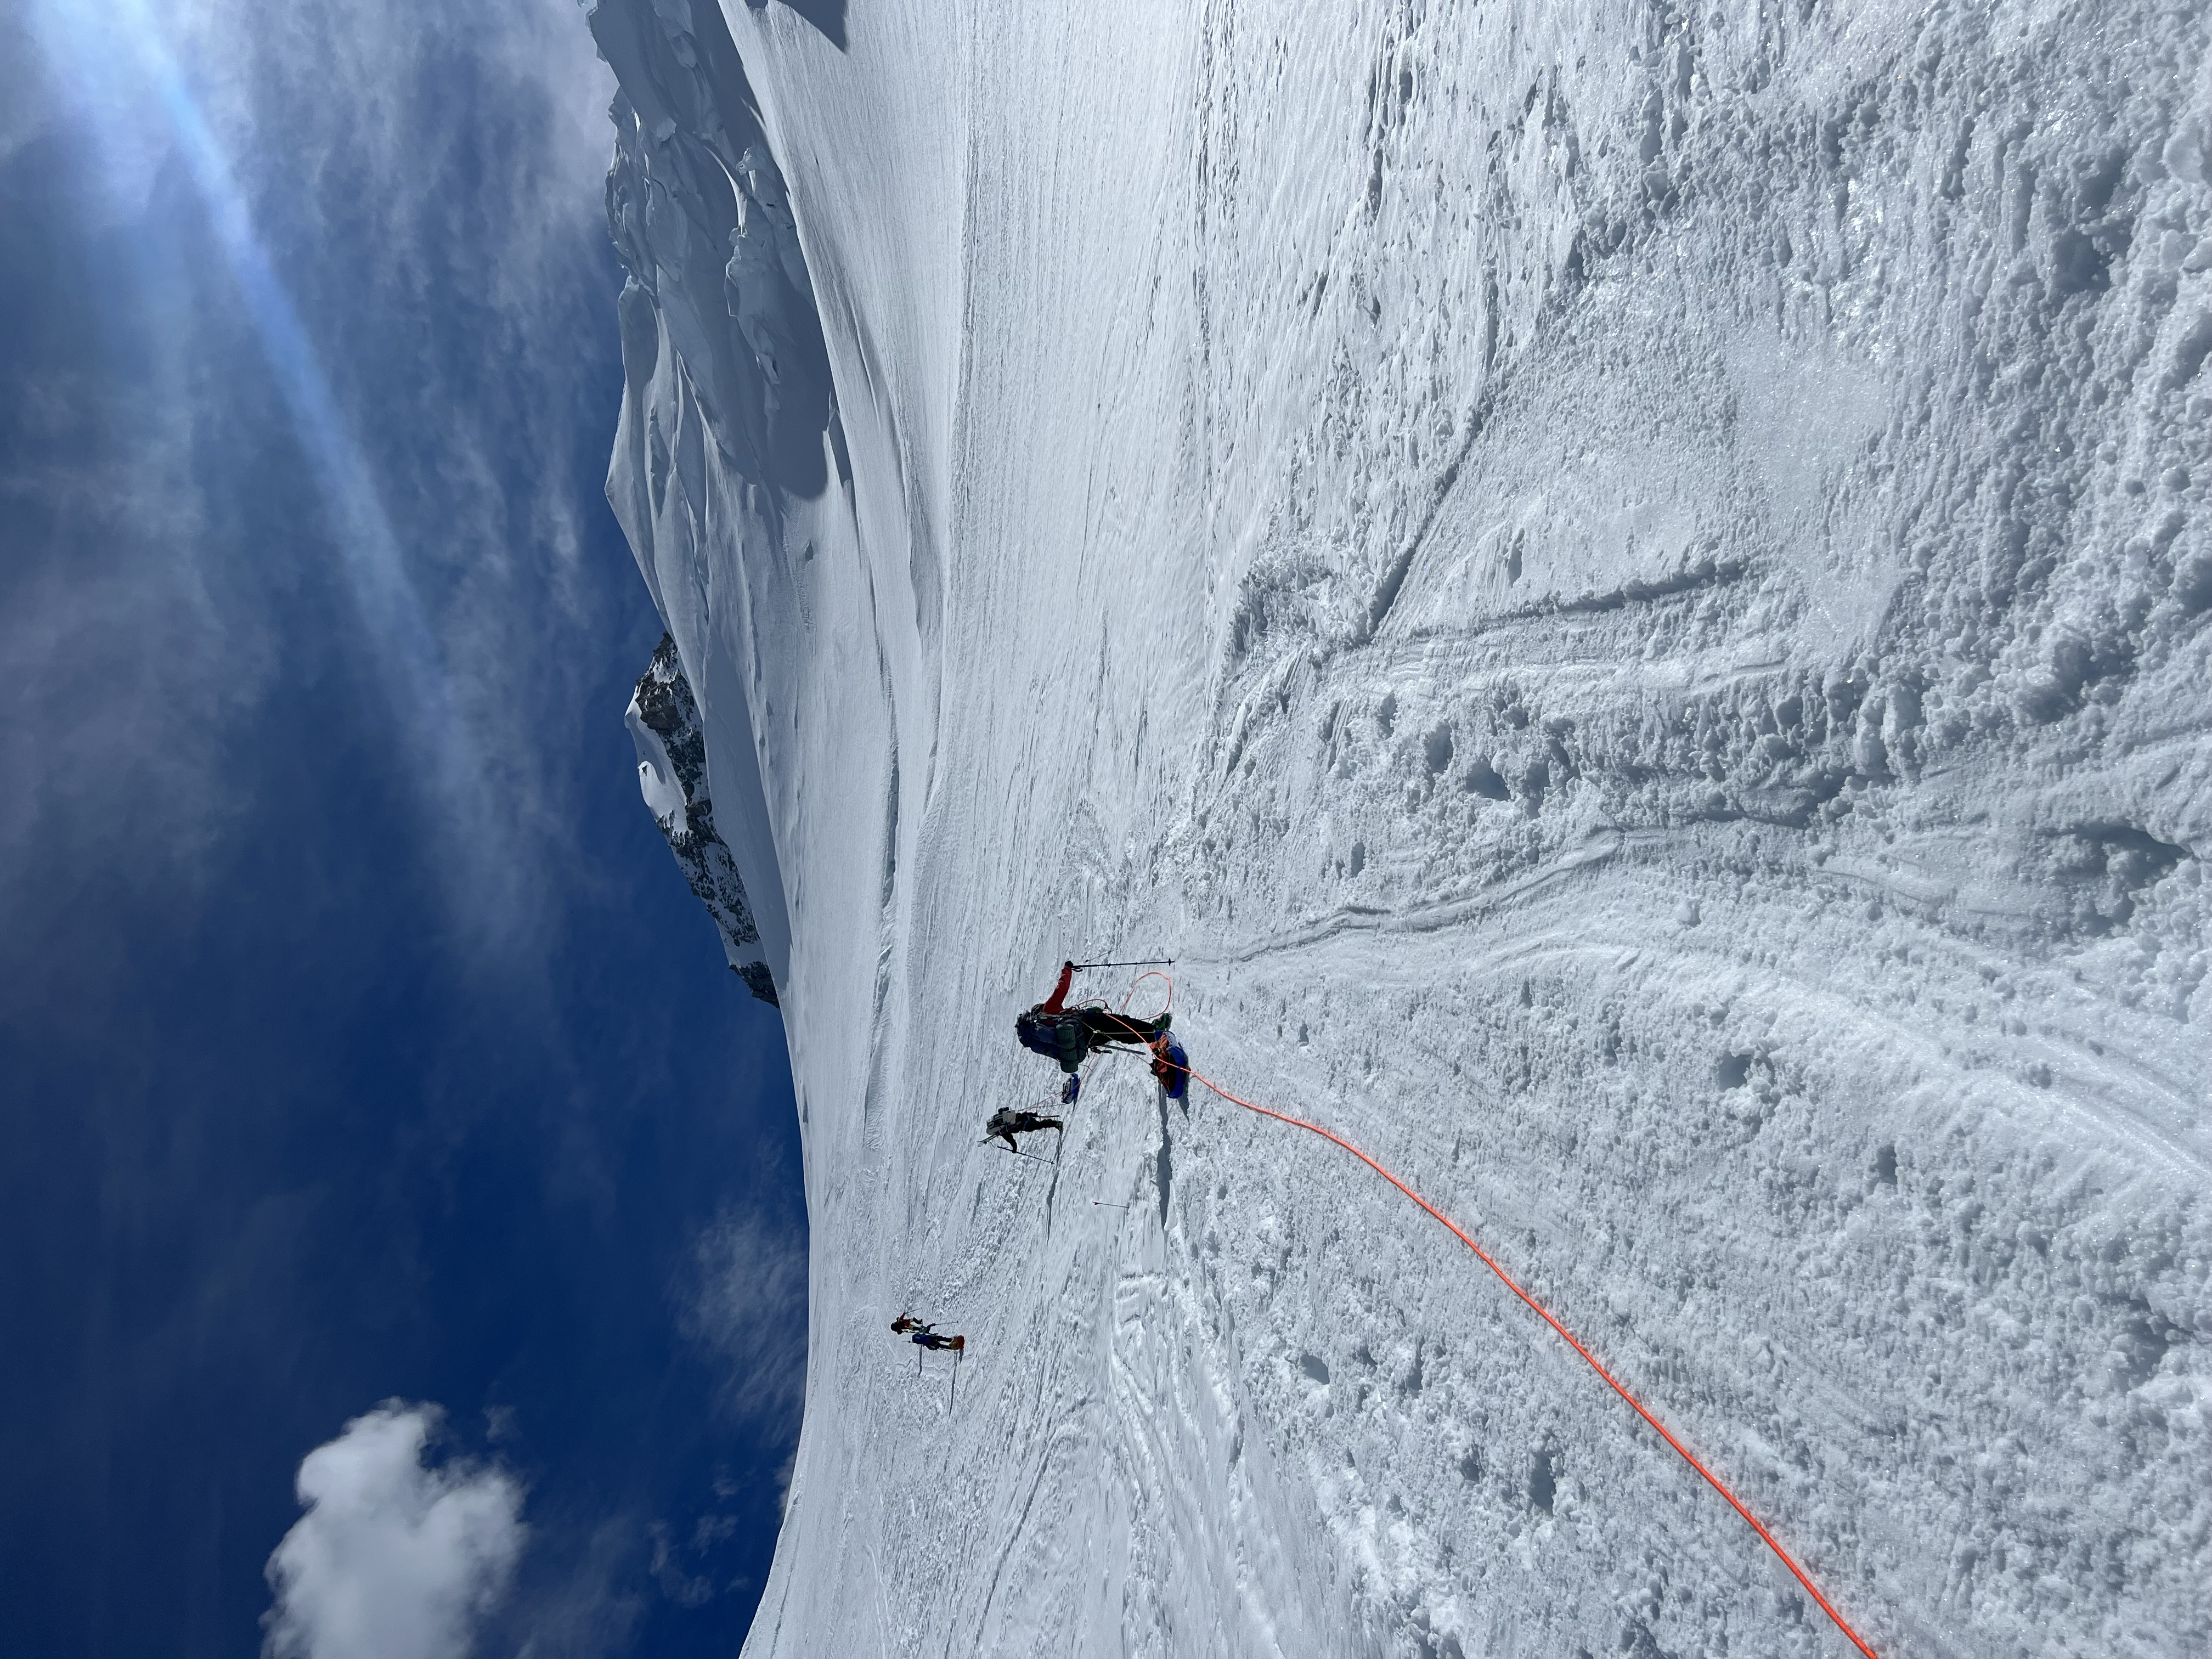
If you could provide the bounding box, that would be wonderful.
[593,0,2212,1653]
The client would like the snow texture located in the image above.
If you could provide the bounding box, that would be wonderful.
[591,0,2212,1653]
[630,633,778,1003]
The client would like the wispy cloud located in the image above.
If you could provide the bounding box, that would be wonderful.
[682,1206,810,1431]
[264,1403,526,1659]
[0,363,262,932]
[8,0,624,957]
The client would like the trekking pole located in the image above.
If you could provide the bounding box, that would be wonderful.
[1093,1201,1130,1209]
[1072,958,1173,969]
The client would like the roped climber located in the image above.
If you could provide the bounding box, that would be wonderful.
[891,1314,964,1353]
[986,1107,1063,1154]
[1014,961,1171,1086]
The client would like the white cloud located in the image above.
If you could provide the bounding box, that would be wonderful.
[683,1207,809,1430]
[264,1403,526,1659]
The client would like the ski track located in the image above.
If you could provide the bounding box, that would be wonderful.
[595,0,2212,1652]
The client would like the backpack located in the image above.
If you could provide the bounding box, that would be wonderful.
[1014,1009,1059,1057]
[1152,1035,1189,1100]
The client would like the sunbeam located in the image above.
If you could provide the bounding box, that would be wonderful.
[28,0,516,938]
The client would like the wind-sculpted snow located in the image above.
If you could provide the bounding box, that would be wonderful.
[592,0,2212,1654]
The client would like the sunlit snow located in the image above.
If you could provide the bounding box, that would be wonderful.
[596,0,2211,1653]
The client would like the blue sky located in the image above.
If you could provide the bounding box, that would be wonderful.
[1,3,805,1655]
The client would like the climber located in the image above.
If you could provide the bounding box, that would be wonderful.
[891,1314,964,1353]
[1014,961,1170,1075]
[1150,1029,1190,1101]
[986,1106,1064,1154]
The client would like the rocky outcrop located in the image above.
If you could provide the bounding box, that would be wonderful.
[588,0,847,1006]
[627,633,777,1005]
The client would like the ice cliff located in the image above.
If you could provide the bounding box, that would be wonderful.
[594,0,2212,1653]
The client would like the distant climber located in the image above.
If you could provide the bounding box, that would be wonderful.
[1015,961,1171,1075]
[891,1315,964,1353]
[986,1107,1064,1154]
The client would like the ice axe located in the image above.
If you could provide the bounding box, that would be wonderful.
[1070,958,1173,969]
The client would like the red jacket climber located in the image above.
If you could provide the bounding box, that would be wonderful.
[1014,961,1170,1077]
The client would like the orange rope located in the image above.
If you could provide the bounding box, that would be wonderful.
[1121,969,1174,1017]
[1183,1059,1880,1658]
[1080,997,1876,1658]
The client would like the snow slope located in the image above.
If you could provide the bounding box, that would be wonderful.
[591,0,2212,1652]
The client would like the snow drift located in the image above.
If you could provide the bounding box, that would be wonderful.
[594,0,2212,1652]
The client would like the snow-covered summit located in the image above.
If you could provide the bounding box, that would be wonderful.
[591,0,2212,1652]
